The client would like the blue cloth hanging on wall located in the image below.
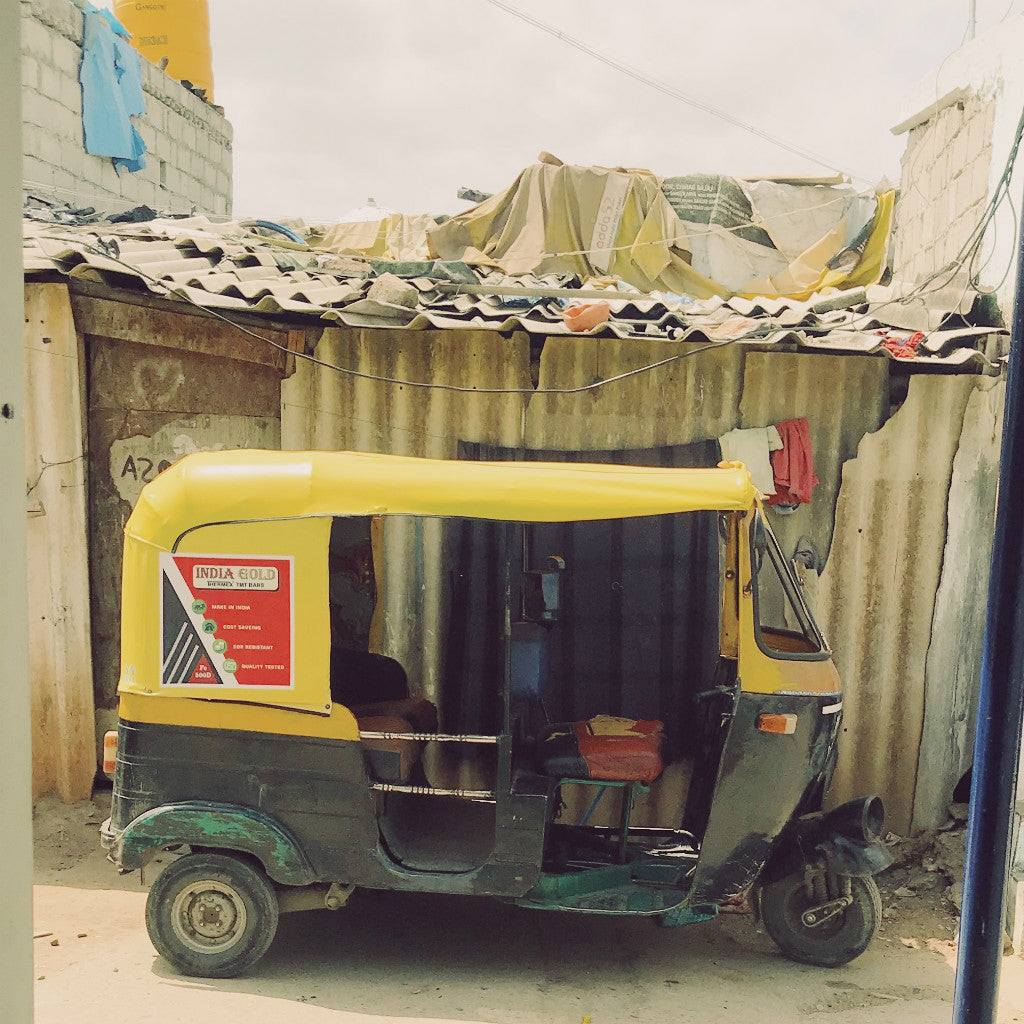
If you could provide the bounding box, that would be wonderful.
[80,11,147,172]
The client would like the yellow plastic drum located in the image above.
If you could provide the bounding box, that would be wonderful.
[113,0,215,102]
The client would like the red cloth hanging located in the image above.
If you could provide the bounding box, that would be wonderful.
[768,417,819,505]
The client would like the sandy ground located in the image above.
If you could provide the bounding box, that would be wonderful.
[31,791,1024,1024]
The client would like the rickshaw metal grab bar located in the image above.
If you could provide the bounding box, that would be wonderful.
[100,449,891,979]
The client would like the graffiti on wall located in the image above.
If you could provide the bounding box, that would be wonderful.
[109,414,280,506]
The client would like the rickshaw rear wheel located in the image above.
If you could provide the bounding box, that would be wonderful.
[145,851,279,978]
[758,868,880,968]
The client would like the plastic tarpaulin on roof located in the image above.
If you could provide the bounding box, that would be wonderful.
[80,11,147,172]
[312,213,436,261]
[427,162,894,301]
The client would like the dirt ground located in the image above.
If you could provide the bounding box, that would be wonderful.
[31,790,1024,1024]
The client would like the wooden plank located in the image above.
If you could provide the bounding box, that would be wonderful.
[68,288,303,373]
[23,282,96,802]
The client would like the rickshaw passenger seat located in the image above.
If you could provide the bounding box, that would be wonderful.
[330,647,438,782]
[351,697,437,734]
[356,714,424,783]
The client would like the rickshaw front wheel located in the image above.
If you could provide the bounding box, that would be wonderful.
[145,851,280,978]
[758,868,880,968]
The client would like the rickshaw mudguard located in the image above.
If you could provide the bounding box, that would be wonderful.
[107,800,317,886]
[684,690,843,906]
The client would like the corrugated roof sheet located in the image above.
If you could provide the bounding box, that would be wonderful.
[22,216,1003,369]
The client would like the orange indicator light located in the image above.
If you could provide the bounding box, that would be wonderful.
[102,731,118,775]
[757,713,797,735]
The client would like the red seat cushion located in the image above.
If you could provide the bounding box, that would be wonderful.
[572,716,664,784]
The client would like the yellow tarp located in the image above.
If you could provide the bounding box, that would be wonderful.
[312,213,436,260]
[427,162,894,302]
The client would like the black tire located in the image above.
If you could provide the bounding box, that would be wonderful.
[759,869,880,967]
[145,852,279,978]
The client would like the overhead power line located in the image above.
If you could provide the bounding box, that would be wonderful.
[481,0,875,184]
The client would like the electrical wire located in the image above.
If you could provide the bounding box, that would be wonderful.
[835,102,1024,338]
[40,235,743,395]
[480,0,875,185]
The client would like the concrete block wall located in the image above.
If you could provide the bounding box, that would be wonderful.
[893,93,995,292]
[20,0,232,216]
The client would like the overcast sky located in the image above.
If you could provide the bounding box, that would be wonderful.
[107,1,1021,220]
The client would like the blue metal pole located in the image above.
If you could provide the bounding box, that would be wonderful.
[952,195,1024,1023]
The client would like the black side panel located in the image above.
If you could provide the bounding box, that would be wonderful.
[112,720,386,886]
[112,720,553,897]
[686,691,841,905]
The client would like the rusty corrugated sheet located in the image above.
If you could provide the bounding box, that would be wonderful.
[817,375,979,835]
[738,351,889,568]
[22,219,1001,366]
[913,380,1004,829]
[525,336,743,449]
[282,327,530,790]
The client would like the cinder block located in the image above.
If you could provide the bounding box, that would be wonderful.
[971,155,992,206]
[58,139,85,179]
[947,134,972,179]
[956,167,979,215]
[34,128,61,167]
[50,34,83,77]
[99,159,120,191]
[22,154,56,190]
[60,73,82,113]
[27,0,84,43]
[162,165,181,194]
[136,120,157,150]
[21,90,58,129]
[36,62,60,101]
[20,16,53,62]
[144,101,166,134]
[21,54,40,90]
[969,111,993,156]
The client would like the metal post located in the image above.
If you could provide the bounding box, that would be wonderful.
[952,189,1024,1022]
[968,0,977,40]
[0,0,34,1021]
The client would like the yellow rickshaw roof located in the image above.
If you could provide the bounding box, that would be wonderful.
[126,450,758,550]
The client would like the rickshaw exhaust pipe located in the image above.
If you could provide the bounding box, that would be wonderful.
[815,797,885,844]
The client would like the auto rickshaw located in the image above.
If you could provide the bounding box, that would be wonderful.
[101,450,891,978]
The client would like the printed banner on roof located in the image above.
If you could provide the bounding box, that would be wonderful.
[159,553,294,688]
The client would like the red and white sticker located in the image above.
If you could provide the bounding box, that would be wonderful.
[159,553,294,689]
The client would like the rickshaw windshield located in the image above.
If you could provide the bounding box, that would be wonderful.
[750,511,827,660]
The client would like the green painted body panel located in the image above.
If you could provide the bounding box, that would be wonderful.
[515,861,716,922]
[111,801,316,885]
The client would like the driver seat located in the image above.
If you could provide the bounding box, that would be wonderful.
[509,621,665,784]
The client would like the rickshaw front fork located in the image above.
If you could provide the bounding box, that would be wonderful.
[800,861,853,929]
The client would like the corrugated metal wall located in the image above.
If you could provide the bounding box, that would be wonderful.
[817,375,994,835]
[524,336,743,449]
[914,379,1004,829]
[283,326,1003,835]
[739,352,889,566]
